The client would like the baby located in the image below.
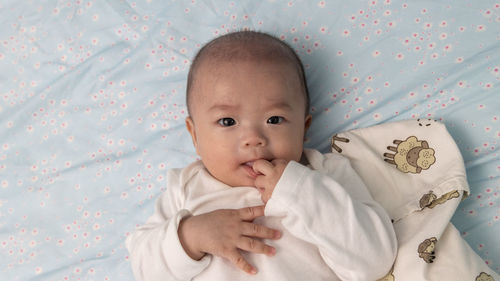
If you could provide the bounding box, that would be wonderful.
[126,31,397,281]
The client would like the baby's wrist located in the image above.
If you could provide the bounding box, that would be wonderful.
[178,216,205,260]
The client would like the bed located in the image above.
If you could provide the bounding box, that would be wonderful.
[0,0,498,280]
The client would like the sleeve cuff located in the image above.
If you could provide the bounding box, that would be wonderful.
[165,209,211,280]
[265,161,308,217]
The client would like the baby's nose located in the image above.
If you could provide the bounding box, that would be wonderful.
[243,128,267,147]
[245,138,265,147]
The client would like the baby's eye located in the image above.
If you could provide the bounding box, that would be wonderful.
[267,116,284,124]
[218,118,236,127]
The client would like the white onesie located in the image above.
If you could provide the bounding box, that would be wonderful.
[126,148,397,281]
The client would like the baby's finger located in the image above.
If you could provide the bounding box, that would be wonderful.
[238,236,276,257]
[241,222,281,240]
[254,175,267,191]
[252,159,274,176]
[238,205,265,221]
[227,250,257,275]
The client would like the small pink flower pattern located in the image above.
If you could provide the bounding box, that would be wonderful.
[0,0,499,279]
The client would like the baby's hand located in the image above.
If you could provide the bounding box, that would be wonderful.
[253,159,288,203]
[178,205,281,275]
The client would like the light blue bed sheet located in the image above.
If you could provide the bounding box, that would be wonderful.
[0,0,498,279]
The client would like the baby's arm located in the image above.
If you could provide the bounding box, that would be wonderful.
[126,207,205,281]
[126,168,281,281]
[126,187,207,281]
[257,156,397,281]
[178,206,281,275]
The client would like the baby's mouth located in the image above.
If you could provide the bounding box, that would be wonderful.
[242,161,263,178]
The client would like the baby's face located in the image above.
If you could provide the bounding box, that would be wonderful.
[186,59,311,187]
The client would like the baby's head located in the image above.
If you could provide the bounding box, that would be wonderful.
[185,31,312,187]
[186,31,310,115]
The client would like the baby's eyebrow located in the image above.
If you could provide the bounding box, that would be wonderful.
[207,101,292,112]
[208,103,239,112]
[265,101,293,111]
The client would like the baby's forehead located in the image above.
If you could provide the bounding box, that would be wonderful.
[195,58,301,96]
[189,60,306,117]
[197,56,297,77]
[191,59,306,111]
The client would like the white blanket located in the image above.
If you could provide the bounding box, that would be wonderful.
[330,119,498,281]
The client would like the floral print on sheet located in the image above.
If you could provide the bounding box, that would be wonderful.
[0,0,498,280]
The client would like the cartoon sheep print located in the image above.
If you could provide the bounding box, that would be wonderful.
[476,272,495,281]
[384,136,436,174]
[331,134,350,153]
[419,190,461,210]
[418,237,437,263]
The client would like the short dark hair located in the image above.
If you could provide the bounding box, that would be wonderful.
[186,30,310,115]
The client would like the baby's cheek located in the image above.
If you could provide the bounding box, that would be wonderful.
[273,144,301,163]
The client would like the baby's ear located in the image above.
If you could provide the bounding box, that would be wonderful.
[185,117,199,153]
[304,114,312,132]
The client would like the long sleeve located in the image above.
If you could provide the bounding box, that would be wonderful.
[265,152,397,281]
[125,167,211,281]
